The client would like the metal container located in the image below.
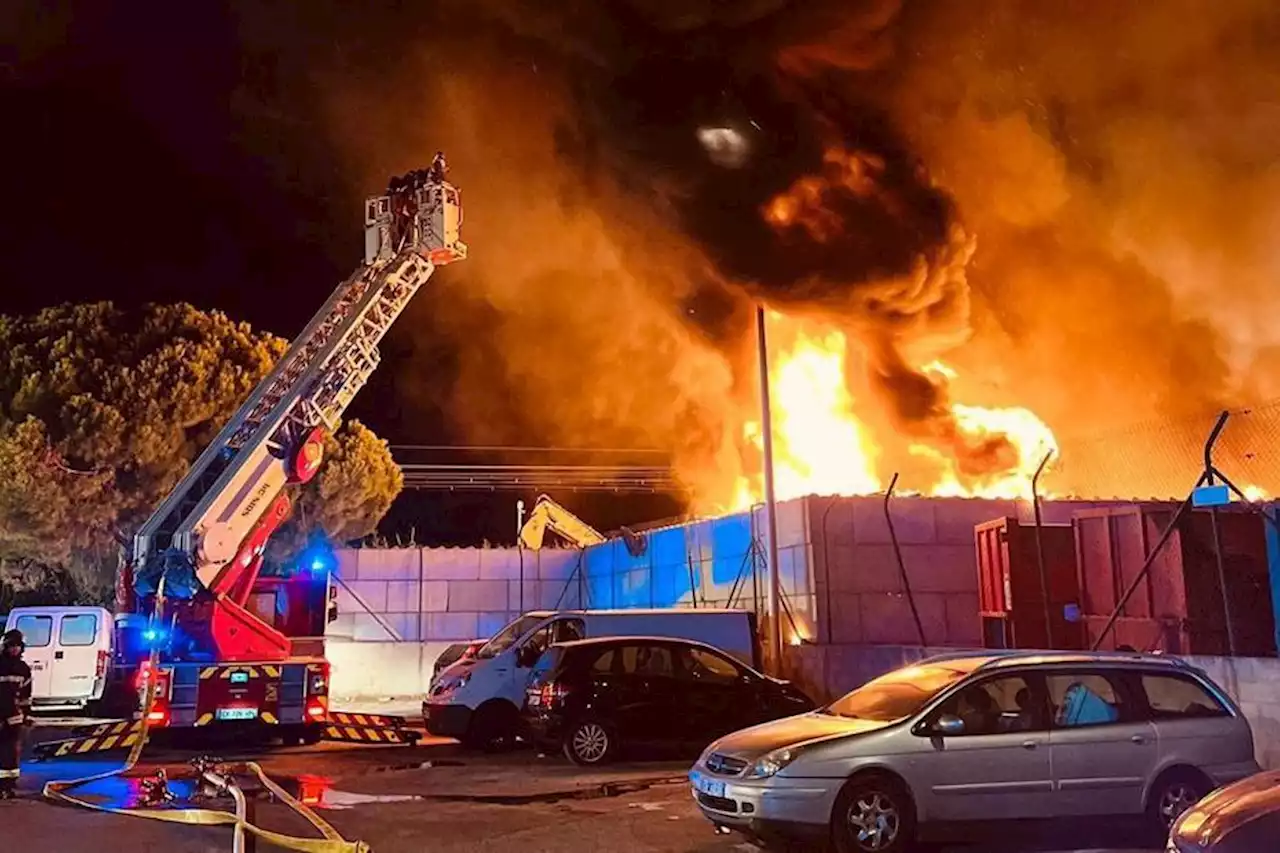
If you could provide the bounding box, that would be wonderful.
[974,517,1085,651]
[1073,505,1277,656]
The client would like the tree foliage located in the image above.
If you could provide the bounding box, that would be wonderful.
[0,302,403,601]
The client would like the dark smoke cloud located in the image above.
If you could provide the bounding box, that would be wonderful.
[319,0,1280,503]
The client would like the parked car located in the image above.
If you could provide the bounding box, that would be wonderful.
[1169,769,1280,852]
[425,608,757,749]
[689,650,1259,852]
[523,636,814,765]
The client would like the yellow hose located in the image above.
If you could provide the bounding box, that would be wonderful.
[41,581,370,852]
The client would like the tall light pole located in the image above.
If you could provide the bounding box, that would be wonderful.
[755,305,784,673]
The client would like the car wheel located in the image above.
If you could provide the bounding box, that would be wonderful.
[831,774,916,853]
[463,702,520,752]
[1148,767,1211,833]
[563,717,615,766]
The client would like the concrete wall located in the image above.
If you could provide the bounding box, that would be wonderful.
[784,643,1280,770]
[327,546,583,643]
[581,497,817,639]
[805,496,1131,648]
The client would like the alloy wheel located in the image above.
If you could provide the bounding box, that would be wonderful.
[1158,781,1202,826]
[847,791,900,851]
[571,722,609,763]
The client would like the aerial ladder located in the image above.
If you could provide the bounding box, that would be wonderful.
[37,153,465,757]
[518,495,607,550]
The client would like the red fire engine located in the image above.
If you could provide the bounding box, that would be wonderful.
[38,154,465,752]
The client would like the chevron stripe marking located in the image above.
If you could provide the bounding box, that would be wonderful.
[200,667,219,680]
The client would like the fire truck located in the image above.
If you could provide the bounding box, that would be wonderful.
[34,153,465,752]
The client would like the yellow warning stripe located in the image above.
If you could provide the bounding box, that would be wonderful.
[263,665,281,678]
[50,731,140,758]
[195,713,214,727]
[200,666,219,680]
[321,726,409,744]
[260,712,278,725]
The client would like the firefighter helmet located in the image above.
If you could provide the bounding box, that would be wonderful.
[1,629,22,649]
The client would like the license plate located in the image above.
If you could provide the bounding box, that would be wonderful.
[527,693,541,707]
[216,707,259,721]
[690,770,725,799]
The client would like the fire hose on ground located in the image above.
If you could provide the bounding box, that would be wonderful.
[39,581,371,853]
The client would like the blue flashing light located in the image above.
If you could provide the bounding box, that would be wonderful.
[300,538,338,576]
[143,629,158,642]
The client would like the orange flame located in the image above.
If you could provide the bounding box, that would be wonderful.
[727,318,1059,511]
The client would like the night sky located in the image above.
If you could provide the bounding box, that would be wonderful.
[1,2,682,544]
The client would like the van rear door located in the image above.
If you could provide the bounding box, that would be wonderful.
[50,610,107,702]
[9,612,55,698]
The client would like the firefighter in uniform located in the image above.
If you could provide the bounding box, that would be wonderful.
[0,629,32,799]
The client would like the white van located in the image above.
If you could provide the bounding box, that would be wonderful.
[4,606,114,712]
[423,608,757,748]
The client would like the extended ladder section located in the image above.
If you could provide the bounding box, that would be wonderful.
[130,154,466,631]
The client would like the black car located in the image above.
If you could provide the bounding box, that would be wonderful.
[523,636,814,765]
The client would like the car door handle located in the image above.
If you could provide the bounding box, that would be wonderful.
[1021,740,1038,750]
[1131,735,1146,744]
[55,651,64,660]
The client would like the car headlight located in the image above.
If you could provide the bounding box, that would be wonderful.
[747,747,804,779]
[452,671,471,690]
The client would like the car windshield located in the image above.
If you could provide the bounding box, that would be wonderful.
[475,614,546,659]
[823,663,976,722]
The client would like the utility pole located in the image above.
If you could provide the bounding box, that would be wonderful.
[755,305,784,674]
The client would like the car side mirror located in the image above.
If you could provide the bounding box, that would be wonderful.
[933,714,965,737]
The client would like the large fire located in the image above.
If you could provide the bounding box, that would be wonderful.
[722,145,1062,512]
[728,315,1060,511]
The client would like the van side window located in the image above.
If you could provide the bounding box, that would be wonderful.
[619,645,674,677]
[1046,673,1127,727]
[554,619,584,643]
[1139,674,1229,719]
[60,614,98,647]
[14,615,52,648]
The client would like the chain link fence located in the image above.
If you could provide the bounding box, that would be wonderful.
[1047,401,1280,500]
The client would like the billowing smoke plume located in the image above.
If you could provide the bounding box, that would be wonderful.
[320,0,1280,504]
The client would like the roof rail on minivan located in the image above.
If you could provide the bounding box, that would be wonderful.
[913,648,1194,672]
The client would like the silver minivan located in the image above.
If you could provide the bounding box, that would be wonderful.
[690,651,1260,852]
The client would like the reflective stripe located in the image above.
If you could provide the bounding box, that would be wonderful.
[0,769,19,779]
[4,715,23,725]
[0,675,25,684]
[21,677,31,688]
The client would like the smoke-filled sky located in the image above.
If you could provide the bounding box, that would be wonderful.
[6,0,1280,512]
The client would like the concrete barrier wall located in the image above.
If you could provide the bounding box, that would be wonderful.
[580,497,817,638]
[327,547,583,644]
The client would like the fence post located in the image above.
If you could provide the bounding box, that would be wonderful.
[883,473,927,648]
[1031,450,1055,649]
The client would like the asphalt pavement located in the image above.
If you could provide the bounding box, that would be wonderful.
[9,723,1161,853]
